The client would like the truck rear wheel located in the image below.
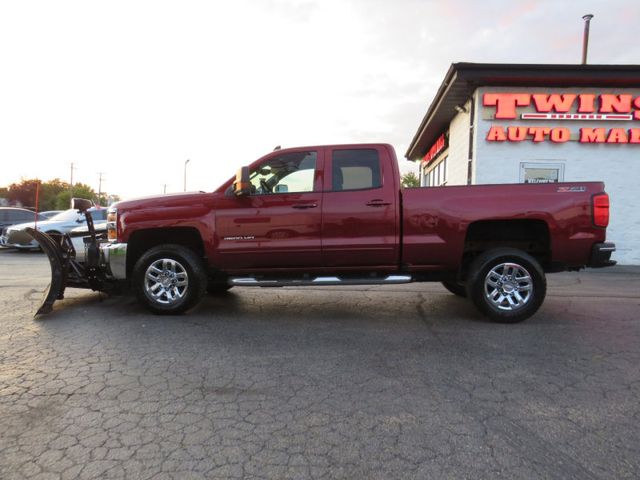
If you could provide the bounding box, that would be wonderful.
[132,244,207,315]
[466,248,546,323]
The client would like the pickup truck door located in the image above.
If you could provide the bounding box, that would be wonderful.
[214,149,323,270]
[321,146,399,267]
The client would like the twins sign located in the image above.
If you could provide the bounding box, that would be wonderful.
[483,93,640,144]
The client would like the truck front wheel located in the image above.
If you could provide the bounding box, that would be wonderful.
[132,244,207,315]
[466,248,546,323]
[441,281,467,297]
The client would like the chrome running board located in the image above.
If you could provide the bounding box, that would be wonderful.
[229,275,412,287]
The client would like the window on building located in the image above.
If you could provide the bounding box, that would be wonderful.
[519,162,565,184]
[423,156,448,187]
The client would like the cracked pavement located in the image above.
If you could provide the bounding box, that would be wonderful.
[1,249,639,479]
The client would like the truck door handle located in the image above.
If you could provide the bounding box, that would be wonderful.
[366,200,391,207]
[292,203,318,209]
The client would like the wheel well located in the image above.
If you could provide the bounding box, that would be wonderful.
[127,227,205,274]
[462,220,551,275]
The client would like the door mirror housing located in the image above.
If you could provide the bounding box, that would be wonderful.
[71,197,93,213]
[233,166,251,196]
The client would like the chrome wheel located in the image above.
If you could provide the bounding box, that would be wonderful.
[144,258,189,305]
[484,262,532,311]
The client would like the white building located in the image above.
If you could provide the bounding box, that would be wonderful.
[406,63,640,265]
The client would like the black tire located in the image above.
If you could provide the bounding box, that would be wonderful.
[441,281,467,297]
[466,248,546,323]
[132,244,207,315]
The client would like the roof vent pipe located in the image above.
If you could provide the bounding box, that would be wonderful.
[581,14,594,64]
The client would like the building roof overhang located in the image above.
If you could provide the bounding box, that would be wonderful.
[406,63,640,161]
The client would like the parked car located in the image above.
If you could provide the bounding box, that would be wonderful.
[39,210,64,219]
[1,207,107,250]
[0,208,45,247]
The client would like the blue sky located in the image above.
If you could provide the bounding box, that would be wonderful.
[1,0,638,199]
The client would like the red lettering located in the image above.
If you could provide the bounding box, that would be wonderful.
[423,134,446,163]
[578,94,596,113]
[483,93,530,119]
[580,128,606,143]
[629,129,640,143]
[528,127,551,142]
[486,126,507,141]
[607,128,629,143]
[600,94,632,113]
[532,94,577,113]
[635,97,640,120]
[550,128,571,143]
[507,126,527,141]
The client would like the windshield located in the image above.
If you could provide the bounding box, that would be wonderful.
[48,209,82,222]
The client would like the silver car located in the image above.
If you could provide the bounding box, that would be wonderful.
[1,208,108,250]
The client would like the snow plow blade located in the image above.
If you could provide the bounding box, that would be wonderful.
[25,202,109,316]
[25,227,70,315]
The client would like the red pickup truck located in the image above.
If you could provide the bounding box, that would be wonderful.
[30,144,615,323]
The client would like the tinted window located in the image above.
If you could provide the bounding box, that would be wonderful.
[91,209,107,221]
[250,151,317,195]
[332,149,381,191]
[11,210,36,222]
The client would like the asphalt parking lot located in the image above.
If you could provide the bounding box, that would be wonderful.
[0,248,639,480]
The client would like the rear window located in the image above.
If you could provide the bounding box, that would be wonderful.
[332,149,381,191]
[10,210,37,222]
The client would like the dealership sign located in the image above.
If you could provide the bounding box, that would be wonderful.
[422,133,447,164]
[483,93,640,144]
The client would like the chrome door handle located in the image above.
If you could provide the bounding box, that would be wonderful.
[292,203,318,209]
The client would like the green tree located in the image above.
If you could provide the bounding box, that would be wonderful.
[55,182,97,210]
[7,179,43,208]
[38,178,68,210]
[401,171,420,188]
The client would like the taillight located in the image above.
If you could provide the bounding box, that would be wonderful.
[592,193,609,228]
[107,208,118,241]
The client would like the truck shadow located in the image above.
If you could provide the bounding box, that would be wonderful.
[36,286,489,328]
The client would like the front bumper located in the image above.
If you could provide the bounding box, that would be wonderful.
[588,242,617,268]
[100,242,128,279]
[3,229,38,249]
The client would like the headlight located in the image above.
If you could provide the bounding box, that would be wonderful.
[107,208,118,241]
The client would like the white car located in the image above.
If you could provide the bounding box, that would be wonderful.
[1,208,107,250]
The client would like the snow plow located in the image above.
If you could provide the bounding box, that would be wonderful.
[26,198,112,316]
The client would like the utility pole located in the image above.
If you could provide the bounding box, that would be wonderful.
[581,14,594,65]
[97,172,105,206]
[70,162,75,199]
[184,159,190,192]
[163,184,167,194]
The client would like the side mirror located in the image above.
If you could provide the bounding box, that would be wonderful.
[71,197,93,213]
[233,166,251,196]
